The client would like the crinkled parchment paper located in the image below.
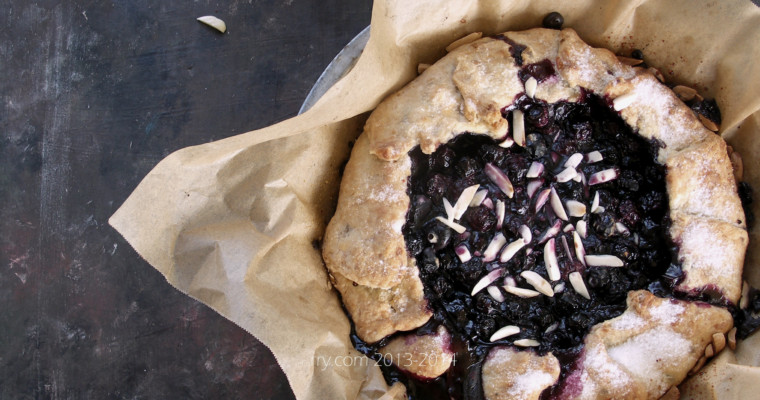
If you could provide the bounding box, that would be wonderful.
[110,0,760,398]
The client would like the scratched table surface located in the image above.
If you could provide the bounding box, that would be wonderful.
[0,1,371,398]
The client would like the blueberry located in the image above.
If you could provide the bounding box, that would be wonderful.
[426,173,451,202]
[410,195,432,227]
[690,98,721,125]
[526,104,550,127]
[542,12,564,30]
[431,146,456,170]
[618,199,640,227]
[456,157,480,179]
[466,206,497,232]
[631,49,644,60]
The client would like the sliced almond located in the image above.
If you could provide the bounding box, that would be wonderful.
[472,269,503,296]
[197,16,227,33]
[573,231,587,266]
[698,114,719,132]
[445,32,483,52]
[455,245,472,262]
[537,220,563,244]
[615,222,630,236]
[518,224,532,244]
[452,184,480,220]
[527,179,543,199]
[561,235,573,261]
[590,191,601,213]
[513,110,526,147]
[576,220,588,239]
[713,332,726,353]
[514,339,540,347]
[435,216,466,234]
[500,239,527,263]
[586,150,603,163]
[566,200,587,217]
[504,285,541,298]
[443,197,455,221]
[585,255,625,267]
[525,77,538,99]
[499,136,515,148]
[545,322,559,333]
[483,233,507,262]
[616,55,644,66]
[521,271,554,297]
[503,276,517,287]
[705,343,714,358]
[485,163,514,198]
[613,93,637,111]
[660,386,680,400]
[564,153,583,169]
[555,166,578,183]
[469,189,488,207]
[482,197,494,209]
[553,282,566,293]
[487,286,505,302]
[550,187,569,221]
[544,239,561,281]
[689,355,706,375]
[589,169,618,185]
[572,171,584,183]
[490,325,520,342]
[728,146,744,182]
[496,200,505,229]
[417,63,431,74]
[569,271,591,299]
[648,67,665,83]
[527,162,544,178]
[728,327,737,350]
[673,85,697,102]
[535,188,551,212]
[740,280,750,309]
[563,224,574,233]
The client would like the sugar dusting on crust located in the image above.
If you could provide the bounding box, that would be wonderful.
[650,300,685,325]
[509,370,556,399]
[607,327,691,384]
[680,220,727,273]
[610,311,646,331]
[584,343,630,388]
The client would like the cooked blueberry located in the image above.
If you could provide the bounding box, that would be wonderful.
[631,49,644,60]
[542,12,564,30]
[456,157,480,178]
[690,98,722,125]
[425,173,451,201]
[466,206,496,232]
[431,146,457,170]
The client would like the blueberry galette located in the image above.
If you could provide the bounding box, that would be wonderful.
[322,26,747,399]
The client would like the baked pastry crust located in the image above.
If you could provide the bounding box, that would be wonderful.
[323,27,747,398]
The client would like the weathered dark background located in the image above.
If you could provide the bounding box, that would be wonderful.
[0,1,371,398]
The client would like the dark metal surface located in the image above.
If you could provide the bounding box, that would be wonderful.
[0,1,372,398]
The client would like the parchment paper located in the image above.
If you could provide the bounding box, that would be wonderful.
[110,0,760,398]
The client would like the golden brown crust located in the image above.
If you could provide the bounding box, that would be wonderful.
[331,264,431,344]
[378,325,454,379]
[561,291,733,400]
[482,347,561,400]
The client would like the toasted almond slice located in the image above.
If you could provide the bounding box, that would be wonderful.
[417,63,431,74]
[514,339,540,347]
[555,166,578,183]
[518,224,532,244]
[500,239,527,263]
[613,93,637,111]
[513,110,526,147]
[436,216,466,234]
[585,255,625,267]
[472,269,503,296]
[490,325,520,342]
[527,179,543,199]
[573,231,586,266]
[615,222,630,236]
[527,162,544,178]
[525,77,538,99]
[545,322,559,333]
[499,136,514,148]
[553,282,565,293]
[660,386,680,400]
[504,285,541,298]
[469,190,488,207]
[586,150,603,163]
[565,153,584,169]
[503,276,517,287]
[698,114,719,132]
[729,147,744,182]
[453,184,480,220]
[443,197,455,221]
[521,271,554,297]
[483,233,507,262]
[572,171,583,183]
[566,200,586,217]
[728,327,737,350]
[563,224,574,233]
[495,200,505,229]
[616,55,644,66]
[705,343,714,358]
[648,67,665,82]
[487,286,505,302]
[569,271,591,299]
[485,163,514,198]
[673,85,697,102]
[544,239,560,281]
[741,280,751,309]
[455,245,472,262]
[689,356,707,375]
[561,235,573,260]
[713,332,726,353]
[482,197,494,209]
[535,188,551,212]
[445,32,483,52]
[550,187,569,221]
[589,168,618,185]
[197,16,227,33]
[576,220,588,238]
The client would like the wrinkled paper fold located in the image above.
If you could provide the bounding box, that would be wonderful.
[110,0,760,398]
